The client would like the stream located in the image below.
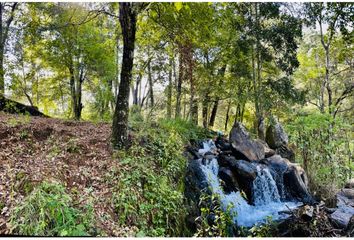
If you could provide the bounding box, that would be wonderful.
[198,140,301,227]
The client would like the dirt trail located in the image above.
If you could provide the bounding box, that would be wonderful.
[0,112,130,236]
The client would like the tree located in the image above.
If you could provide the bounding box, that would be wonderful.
[112,3,146,149]
[303,3,353,118]
[0,2,18,94]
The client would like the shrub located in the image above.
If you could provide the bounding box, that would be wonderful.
[10,181,94,236]
[286,112,353,198]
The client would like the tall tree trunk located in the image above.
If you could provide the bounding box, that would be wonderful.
[112,3,137,149]
[0,3,17,95]
[166,57,173,119]
[175,49,183,118]
[69,63,77,120]
[202,95,209,128]
[187,44,198,124]
[147,59,154,108]
[0,4,3,94]
[133,73,141,105]
[224,100,231,132]
[209,65,226,127]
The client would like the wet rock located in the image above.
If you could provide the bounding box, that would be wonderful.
[345,179,354,189]
[266,120,289,149]
[229,122,265,161]
[284,165,315,204]
[276,145,295,162]
[185,160,209,204]
[218,167,239,193]
[217,154,236,168]
[330,206,354,229]
[215,136,231,151]
[255,139,275,158]
[185,160,209,232]
[230,160,257,202]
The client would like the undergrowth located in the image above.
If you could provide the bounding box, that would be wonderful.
[9,182,95,236]
[112,109,209,236]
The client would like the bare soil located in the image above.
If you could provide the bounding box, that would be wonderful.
[0,112,134,236]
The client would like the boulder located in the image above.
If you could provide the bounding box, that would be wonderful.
[218,167,239,193]
[255,139,275,158]
[330,206,354,229]
[185,160,209,204]
[215,136,231,151]
[266,120,289,149]
[230,160,257,202]
[276,145,295,162]
[345,179,354,189]
[229,122,265,161]
[217,154,237,168]
[283,165,315,204]
[184,159,209,232]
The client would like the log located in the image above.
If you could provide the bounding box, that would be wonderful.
[0,95,47,117]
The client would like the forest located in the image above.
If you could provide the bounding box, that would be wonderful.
[0,1,353,237]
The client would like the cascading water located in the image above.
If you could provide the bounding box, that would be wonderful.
[199,141,301,227]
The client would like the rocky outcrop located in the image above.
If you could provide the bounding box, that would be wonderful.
[229,122,265,161]
[330,184,354,230]
[266,120,295,162]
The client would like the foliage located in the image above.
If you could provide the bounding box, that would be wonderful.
[194,193,236,237]
[113,117,205,236]
[286,112,353,198]
[9,181,95,236]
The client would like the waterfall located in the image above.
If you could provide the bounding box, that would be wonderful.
[199,141,301,227]
[252,166,281,205]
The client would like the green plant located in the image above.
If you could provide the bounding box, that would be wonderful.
[66,138,80,153]
[10,181,94,236]
[195,193,236,237]
[249,216,277,237]
[286,112,352,199]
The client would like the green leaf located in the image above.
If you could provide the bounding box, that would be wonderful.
[174,2,183,12]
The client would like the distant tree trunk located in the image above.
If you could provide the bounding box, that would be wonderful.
[0,3,17,94]
[133,73,141,105]
[112,3,138,149]
[69,63,78,119]
[175,49,183,119]
[166,57,173,119]
[224,100,231,132]
[209,65,226,128]
[187,44,198,124]
[202,95,209,128]
[147,59,154,108]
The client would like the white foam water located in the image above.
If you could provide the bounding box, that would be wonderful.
[199,141,301,227]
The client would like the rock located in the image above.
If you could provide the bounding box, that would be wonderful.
[276,145,295,162]
[284,165,315,204]
[330,206,354,229]
[229,122,265,161]
[215,136,231,151]
[217,154,236,168]
[185,160,209,206]
[255,139,275,158]
[218,167,239,193]
[266,120,289,149]
[184,159,209,232]
[337,189,354,208]
[345,179,354,189]
[345,215,354,236]
[204,152,216,160]
[230,160,257,202]
[232,160,257,180]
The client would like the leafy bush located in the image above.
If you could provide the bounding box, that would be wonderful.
[195,193,236,237]
[112,118,204,236]
[10,182,94,236]
[286,112,353,198]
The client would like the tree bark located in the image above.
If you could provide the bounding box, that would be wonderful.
[175,49,183,119]
[166,57,173,119]
[0,3,18,94]
[224,100,231,132]
[147,59,154,108]
[0,95,46,117]
[209,65,226,127]
[112,3,137,149]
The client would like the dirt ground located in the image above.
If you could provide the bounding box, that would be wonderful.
[0,112,134,236]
